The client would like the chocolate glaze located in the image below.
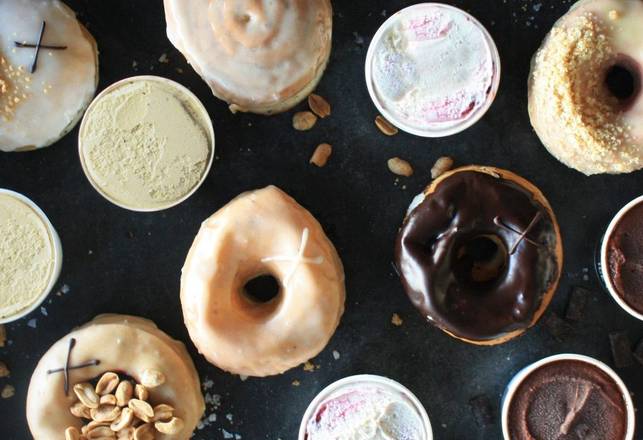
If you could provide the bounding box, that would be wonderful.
[394,171,559,342]
[607,200,643,314]
[507,360,627,440]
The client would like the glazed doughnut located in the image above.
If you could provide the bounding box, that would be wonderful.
[181,186,345,377]
[529,0,643,175]
[27,314,204,439]
[163,0,332,114]
[394,166,563,345]
[0,0,98,151]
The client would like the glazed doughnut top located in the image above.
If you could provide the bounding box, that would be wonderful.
[164,0,332,112]
[395,171,560,342]
[0,0,97,151]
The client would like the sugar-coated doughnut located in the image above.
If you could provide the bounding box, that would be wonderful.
[0,0,98,151]
[181,186,345,377]
[163,0,332,114]
[27,314,205,439]
[395,166,563,345]
[529,0,643,175]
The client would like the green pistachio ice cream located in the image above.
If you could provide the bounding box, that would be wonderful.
[80,77,213,211]
[0,193,56,320]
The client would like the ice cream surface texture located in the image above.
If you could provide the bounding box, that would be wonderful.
[368,4,497,135]
[80,77,213,211]
[0,193,55,320]
[306,384,426,439]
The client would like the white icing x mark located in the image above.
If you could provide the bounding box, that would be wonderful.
[261,228,324,287]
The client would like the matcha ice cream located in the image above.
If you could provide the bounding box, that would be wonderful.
[79,77,214,211]
[0,192,58,320]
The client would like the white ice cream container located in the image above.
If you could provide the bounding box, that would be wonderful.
[598,195,643,321]
[365,3,501,138]
[299,374,433,440]
[0,189,63,323]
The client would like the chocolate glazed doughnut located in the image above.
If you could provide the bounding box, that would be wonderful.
[395,166,563,345]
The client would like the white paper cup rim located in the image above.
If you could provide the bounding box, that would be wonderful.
[600,195,643,321]
[500,354,635,440]
[0,189,63,324]
[365,3,501,138]
[78,75,215,212]
[298,374,433,440]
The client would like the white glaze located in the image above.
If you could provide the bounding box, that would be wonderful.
[164,0,332,114]
[0,0,98,151]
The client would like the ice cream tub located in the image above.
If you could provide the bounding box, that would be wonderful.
[78,75,215,212]
[365,3,501,138]
[501,354,635,440]
[0,189,63,323]
[299,374,433,440]
[598,195,643,321]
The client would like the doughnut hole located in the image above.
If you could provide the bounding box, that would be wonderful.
[243,274,281,304]
[605,56,641,106]
[232,269,284,319]
[452,234,508,290]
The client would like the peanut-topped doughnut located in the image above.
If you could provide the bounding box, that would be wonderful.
[529,0,643,175]
[163,0,333,114]
[27,314,205,440]
[181,186,345,377]
[395,166,563,345]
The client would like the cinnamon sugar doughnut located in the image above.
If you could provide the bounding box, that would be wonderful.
[181,186,345,377]
[163,0,333,114]
[529,0,643,175]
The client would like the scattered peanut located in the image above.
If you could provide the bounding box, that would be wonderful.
[115,381,133,407]
[430,156,454,179]
[154,417,184,435]
[292,111,317,131]
[140,369,165,388]
[100,394,117,406]
[64,426,81,440]
[152,404,174,422]
[134,423,155,440]
[74,383,100,409]
[387,157,414,177]
[90,404,121,422]
[310,143,332,167]
[0,324,5,347]
[96,372,120,395]
[0,361,9,378]
[134,384,148,401]
[308,94,331,118]
[128,399,154,422]
[375,115,398,136]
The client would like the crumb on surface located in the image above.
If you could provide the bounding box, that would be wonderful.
[1,384,14,399]
[391,313,403,326]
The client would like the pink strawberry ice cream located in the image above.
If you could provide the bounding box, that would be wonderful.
[366,3,500,137]
[305,384,427,439]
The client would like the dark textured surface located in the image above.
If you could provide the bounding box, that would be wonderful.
[1,1,642,439]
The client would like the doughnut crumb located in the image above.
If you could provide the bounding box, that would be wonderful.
[530,13,639,174]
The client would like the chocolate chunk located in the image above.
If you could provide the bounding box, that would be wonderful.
[565,286,589,321]
[544,312,573,341]
[634,339,643,366]
[609,332,634,368]
[469,394,494,427]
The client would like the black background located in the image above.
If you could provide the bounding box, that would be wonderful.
[1,0,643,439]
